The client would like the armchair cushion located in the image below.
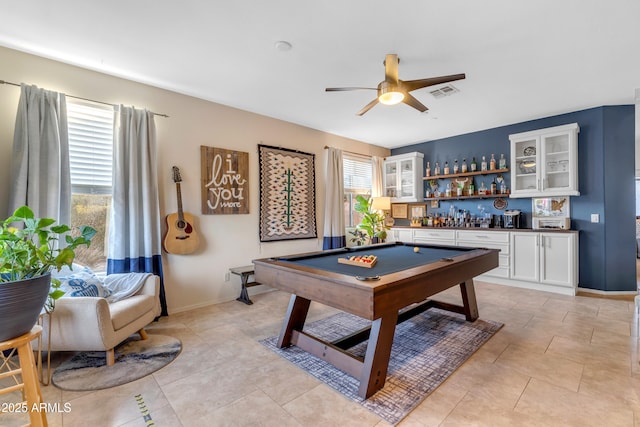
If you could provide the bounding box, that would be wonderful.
[110,294,156,331]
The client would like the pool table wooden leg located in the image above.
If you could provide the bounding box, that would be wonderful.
[358,311,399,398]
[459,279,479,321]
[277,294,311,348]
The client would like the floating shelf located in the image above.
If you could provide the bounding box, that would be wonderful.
[424,169,509,180]
[424,193,509,201]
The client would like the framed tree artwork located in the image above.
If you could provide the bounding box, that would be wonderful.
[258,144,317,242]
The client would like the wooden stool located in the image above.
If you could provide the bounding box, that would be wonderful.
[0,325,48,427]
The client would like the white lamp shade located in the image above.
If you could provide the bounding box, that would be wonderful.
[371,196,391,211]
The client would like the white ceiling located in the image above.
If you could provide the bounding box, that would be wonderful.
[1,1,638,148]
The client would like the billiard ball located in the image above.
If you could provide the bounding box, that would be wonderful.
[413,247,420,253]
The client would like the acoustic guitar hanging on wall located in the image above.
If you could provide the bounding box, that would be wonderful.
[164,166,200,254]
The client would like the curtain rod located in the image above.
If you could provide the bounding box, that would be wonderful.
[0,79,169,118]
[323,145,377,158]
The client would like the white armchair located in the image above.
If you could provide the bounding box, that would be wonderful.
[41,274,161,365]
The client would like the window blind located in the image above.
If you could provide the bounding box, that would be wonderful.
[67,101,114,194]
[343,154,372,194]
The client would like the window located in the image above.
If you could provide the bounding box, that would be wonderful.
[67,100,114,271]
[343,154,372,227]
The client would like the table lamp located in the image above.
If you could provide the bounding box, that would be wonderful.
[371,196,393,227]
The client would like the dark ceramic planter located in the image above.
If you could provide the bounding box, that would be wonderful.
[0,272,51,342]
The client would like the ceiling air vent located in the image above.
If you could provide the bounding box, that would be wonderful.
[429,85,459,99]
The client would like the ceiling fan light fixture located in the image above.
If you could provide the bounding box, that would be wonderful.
[378,91,404,105]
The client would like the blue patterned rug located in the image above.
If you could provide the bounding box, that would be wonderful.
[52,334,181,391]
[261,308,502,425]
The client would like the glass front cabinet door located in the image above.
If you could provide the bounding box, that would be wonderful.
[509,123,579,198]
[383,152,424,202]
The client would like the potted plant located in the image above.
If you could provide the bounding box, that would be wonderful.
[0,206,96,342]
[353,195,389,244]
[348,228,368,246]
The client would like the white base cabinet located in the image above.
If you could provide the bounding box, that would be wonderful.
[389,227,578,295]
[388,228,413,244]
[456,230,510,279]
[510,231,578,291]
[413,229,456,246]
[510,233,540,282]
[540,232,578,287]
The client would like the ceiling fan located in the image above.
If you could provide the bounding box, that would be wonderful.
[325,54,465,116]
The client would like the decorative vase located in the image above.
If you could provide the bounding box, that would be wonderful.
[0,273,51,342]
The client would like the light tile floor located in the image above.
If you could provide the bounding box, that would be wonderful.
[2,281,640,426]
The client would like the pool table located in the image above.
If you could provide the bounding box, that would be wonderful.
[253,242,499,398]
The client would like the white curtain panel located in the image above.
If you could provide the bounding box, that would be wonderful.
[9,84,71,222]
[371,155,384,198]
[322,147,346,249]
[107,106,166,314]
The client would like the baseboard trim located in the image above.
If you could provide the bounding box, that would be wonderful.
[576,287,637,301]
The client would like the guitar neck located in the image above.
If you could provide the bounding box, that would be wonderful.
[176,182,185,222]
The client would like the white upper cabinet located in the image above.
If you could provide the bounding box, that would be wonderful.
[509,123,579,198]
[383,152,424,202]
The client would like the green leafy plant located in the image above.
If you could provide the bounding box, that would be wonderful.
[353,195,388,244]
[348,228,368,246]
[0,206,96,311]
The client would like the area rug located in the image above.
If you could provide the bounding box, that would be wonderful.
[52,334,181,391]
[261,308,502,425]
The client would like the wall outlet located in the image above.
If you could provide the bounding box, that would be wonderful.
[591,213,600,223]
[224,272,230,282]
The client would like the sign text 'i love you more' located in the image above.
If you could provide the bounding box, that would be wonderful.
[201,146,249,214]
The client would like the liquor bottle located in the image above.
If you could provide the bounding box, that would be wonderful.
[444,161,450,175]
[471,157,477,172]
[425,161,431,177]
[461,158,468,173]
[481,156,487,172]
[468,182,475,196]
[434,161,440,175]
[499,153,507,169]
[490,178,497,194]
[478,181,487,195]
[453,159,459,174]
[489,154,496,171]
[500,181,506,194]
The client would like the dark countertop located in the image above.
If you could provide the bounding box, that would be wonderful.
[390,226,578,233]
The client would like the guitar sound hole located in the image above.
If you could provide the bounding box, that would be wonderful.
[176,220,194,233]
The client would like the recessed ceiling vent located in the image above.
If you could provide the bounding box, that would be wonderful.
[429,85,460,99]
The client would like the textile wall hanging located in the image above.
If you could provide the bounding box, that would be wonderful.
[201,146,249,214]
[258,144,317,242]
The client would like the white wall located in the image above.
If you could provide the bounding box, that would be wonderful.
[0,46,390,313]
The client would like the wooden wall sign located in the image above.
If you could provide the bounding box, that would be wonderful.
[201,146,249,214]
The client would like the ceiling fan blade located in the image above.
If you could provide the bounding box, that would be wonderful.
[402,73,466,92]
[402,93,428,113]
[356,98,379,116]
[384,54,399,84]
[325,87,376,92]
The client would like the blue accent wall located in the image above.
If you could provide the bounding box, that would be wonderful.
[392,106,636,292]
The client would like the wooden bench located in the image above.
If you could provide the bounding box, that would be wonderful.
[229,265,260,305]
